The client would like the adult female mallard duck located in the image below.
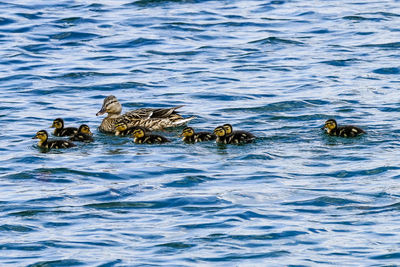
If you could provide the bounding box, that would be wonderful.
[114,121,144,137]
[214,125,255,144]
[132,127,170,144]
[69,124,94,142]
[33,130,76,149]
[180,127,216,143]
[322,119,365,137]
[96,95,196,133]
[51,118,78,137]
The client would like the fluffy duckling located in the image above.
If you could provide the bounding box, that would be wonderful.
[69,124,94,142]
[214,126,230,144]
[180,127,216,143]
[132,127,170,144]
[33,130,76,149]
[51,118,78,137]
[322,119,365,137]
[96,95,196,133]
[114,121,143,137]
[222,124,255,144]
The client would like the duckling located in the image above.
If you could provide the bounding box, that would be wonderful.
[114,121,144,137]
[69,124,94,142]
[222,124,255,144]
[214,126,231,144]
[96,95,196,133]
[132,127,170,144]
[180,127,216,143]
[33,130,76,149]
[322,119,365,137]
[51,118,78,137]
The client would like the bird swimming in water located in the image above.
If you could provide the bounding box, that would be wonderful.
[96,95,195,133]
[132,127,170,144]
[114,121,143,137]
[180,127,216,143]
[33,130,76,149]
[51,118,78,137]
[214,125,255,144]
[69,124,94,142]
[322,119,365,137]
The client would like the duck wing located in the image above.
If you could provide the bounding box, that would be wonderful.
[123,105,184,119]
[116,106,195,131]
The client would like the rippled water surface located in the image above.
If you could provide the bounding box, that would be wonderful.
[1,0,400,265]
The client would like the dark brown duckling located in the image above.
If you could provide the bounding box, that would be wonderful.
[213,126,230,144]
[132,127,170,144]
[69,124,94,142]
[33,130,76,149]
[322,119,365,137]
[222,124,255,144]
[180,127,216,143]
[51,118,78,137]
[114,121,143,137]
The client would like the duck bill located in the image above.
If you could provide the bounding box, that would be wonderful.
[96,106,106,116]
[321,126,326,130]
[32,135,38,139]
[50,123,55,128]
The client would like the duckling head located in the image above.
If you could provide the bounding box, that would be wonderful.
[115,121,128,132]
[51,118,64,129]
[214,126,226,137]
[32,130,48,145]
[323,119,337,133]
[78,124,92,135]
[222,124,233,135]
[181,127,194,137]
[133,127,146,138]
[96,95,122,116]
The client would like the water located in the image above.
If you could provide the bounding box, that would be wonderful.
[1,0,400,265]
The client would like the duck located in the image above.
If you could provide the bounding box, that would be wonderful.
[322,119,365,137]
[132,127,170,144]
[33,130,76,149]
[69,124,94,142]
[214,125,255,144]
[114,121,144,137]
[96,95,196,133]
[51,118,78,137]
[180,127,216,143]
[222,124,255,144]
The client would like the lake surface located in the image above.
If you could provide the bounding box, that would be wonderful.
[1,0,400,265]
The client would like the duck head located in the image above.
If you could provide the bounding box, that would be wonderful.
[214,126,227,137]
[180,127,194,137]
[222,124,233,135]
[322,119,337,133]
[78,124,92,135]
[51,118,64,129]
[96,95,122,116]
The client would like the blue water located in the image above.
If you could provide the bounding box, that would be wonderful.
[1,0,400,265]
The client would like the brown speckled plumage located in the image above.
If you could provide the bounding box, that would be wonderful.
[96,95,195,133]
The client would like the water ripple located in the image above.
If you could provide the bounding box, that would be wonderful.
[1,0,400,266]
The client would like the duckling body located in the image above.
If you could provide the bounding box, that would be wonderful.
[322,119,365,137]
[69,124,94,142]
[132,127,170,144]
[51,118,78,137]
[33,130,76,149]
[181,127,216,143]
[96,95,196,133]
[222,124,255,144]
